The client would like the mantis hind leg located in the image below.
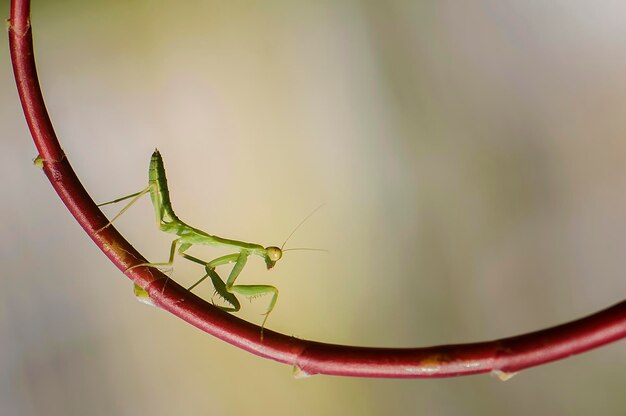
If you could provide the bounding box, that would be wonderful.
[97,186,150,231]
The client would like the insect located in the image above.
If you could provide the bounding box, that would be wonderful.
[98,149,316,333]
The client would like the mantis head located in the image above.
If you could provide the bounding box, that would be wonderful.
[264,246,283,269]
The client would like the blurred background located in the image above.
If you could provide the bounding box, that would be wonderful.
[2,0,626,414]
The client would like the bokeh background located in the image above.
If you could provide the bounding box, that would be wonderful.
[2,1,626,414]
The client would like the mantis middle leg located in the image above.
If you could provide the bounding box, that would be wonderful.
[126,240,194,271]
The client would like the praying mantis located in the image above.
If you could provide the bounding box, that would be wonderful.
[99,149,315,332]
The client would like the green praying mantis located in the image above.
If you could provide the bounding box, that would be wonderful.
[98,150,320,332]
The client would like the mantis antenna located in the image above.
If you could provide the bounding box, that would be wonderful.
[280,204,325,251]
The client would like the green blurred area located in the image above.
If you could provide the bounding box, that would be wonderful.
[2,1,626,415]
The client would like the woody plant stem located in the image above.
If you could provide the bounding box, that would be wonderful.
[9,0,626,378]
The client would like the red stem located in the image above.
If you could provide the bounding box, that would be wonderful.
[9,0,626,379]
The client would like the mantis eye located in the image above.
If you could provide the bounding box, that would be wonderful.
[266,246,283,262]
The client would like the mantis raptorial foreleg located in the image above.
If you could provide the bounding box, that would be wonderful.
[204,268,240,311]
[218,252,278,329]
[188,251,279,333]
